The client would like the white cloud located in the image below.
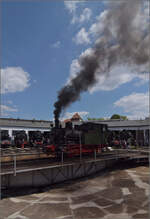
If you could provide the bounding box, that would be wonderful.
[1,67,30,94]
[89,66,135,93]
[1,104,18,116]
[61,111,89,120]
[73,28,91,45]
[64,1,78,13]
[78,8,92,23]
[89,65,149,93]
[114,92,149,119]
[80,47,94,58]
[64,1,91,24]
[89,10,108,37]
[51,41,61,48]
[64,1,81,24]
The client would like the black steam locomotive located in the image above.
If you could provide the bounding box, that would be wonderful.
[47,120,108,157]
[28,131,43,147]
[1,130,11,148]
[13,130,28,148]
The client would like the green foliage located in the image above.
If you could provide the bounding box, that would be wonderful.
[98,118,105,120]
[87,117,105,121]
[110,114,128,120]
[120,115,128,120]
[87,115,128,121]
[110,114,121,119]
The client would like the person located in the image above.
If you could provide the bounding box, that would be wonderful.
[21,139,25,149]
[127,138,131,148]
[123,140,127,149]
[134,139,137,148]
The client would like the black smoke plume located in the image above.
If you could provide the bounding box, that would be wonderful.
[54,0,149,121]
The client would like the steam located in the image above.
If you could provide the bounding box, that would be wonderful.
[54,0,149,121]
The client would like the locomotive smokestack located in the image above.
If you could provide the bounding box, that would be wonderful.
[54,0,149,119]
[55,118,59,129]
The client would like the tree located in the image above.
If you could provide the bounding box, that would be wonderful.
[120,115,128,120]
[87,117,105,121]
[110,114,121,119]
[110,114,128,120]
[87,118,96,121]
[98,118,105,120]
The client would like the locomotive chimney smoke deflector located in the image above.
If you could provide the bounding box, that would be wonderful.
[53,0,149,120]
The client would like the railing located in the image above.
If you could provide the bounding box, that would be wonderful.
[1,148,149,177]
[14,155,16,176]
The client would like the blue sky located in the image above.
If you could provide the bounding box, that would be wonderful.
[1,0,149,120]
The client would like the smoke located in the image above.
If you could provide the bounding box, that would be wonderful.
[54,0,149,121]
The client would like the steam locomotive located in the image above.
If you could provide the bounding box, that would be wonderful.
[13,130,28,148]
[1,130,11,148]
[46,120,108,157]
[28,131,43,147]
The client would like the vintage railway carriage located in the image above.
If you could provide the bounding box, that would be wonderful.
[49,121,108,157]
